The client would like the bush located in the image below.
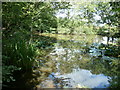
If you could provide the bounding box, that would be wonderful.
[2,65,21,83]
[2,32,37,71]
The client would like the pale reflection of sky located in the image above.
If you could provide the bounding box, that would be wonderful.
[102,37,108,44]
[101,37,117,45]
[56,69,110,88]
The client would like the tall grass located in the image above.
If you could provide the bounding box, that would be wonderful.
[3,32,37,71]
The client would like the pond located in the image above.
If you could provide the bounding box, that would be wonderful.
[36,34,120,89]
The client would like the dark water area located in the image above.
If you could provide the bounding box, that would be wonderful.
[36,34,120,89]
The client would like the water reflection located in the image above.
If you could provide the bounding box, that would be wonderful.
[38,34,119,88]
[55,68,110,88]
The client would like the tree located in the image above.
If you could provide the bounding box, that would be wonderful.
[109,1,120,34]
[2,2,59,36]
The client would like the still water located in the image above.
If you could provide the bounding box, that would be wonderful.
[38,34,119,88]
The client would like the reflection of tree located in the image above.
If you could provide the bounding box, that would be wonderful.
[53,38,120,88]
[59,61,73,74]
[108,59,120,88]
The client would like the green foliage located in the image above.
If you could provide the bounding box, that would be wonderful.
[57,17,96,35]
[33,2,58,33]
[2,2,59,37]
[2,65,21,83]
[3,36,37,71]
[104,45,120,57]
[2,1,120,88]
[94,2,120,35]
[2,2,32,37]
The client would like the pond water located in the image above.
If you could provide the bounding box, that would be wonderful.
[37,34,119,88]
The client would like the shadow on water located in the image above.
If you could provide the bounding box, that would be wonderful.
[36,34,120,89]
